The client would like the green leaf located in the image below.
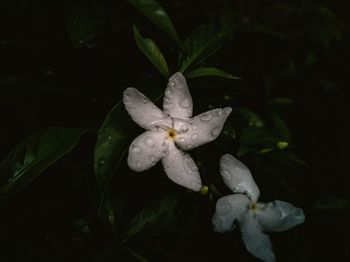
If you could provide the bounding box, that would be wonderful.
[133,26,170,78]
[313,197,350,213]
[125,0,182,47]
[0,128,89,201]
[236,107,265,128]
[66,0,106,48]
[123,193,179,241]
[237,126,280,156]
[94,101,132,226]
[180,24,228,72]
[270,110,291,141]
[185,67,240,80]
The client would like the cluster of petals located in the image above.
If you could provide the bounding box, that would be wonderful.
[212,154,305,262]
[123,72,232,191]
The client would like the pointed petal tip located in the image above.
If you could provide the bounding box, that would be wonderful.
[224,107,232,115]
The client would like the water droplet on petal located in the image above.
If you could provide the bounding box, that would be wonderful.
[136,161,142,168]
[179,137,186,143]
[192,124,198,130]
[144,136,155,147]
[127,106,136,114]
[222,169,231,180]
[217,110,223,116]
[200,112,212,122]
[191,134,198,140]
[149,155,156,162]
[177,91,183,96]
[164,97,171,104]
[131,145,142,154]
[211,127,220,137]
[165,88,172,96]
[187,143,193,149]
[169,81,175,86]
[180,98,190,108]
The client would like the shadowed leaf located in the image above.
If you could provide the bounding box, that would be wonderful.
[0,128,89,201]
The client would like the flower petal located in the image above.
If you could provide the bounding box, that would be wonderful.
[175,107,232,151]
[212,194,250,233]
[161,142,202,191]
[240,215,276,262]
[255,200,305,232]
[219,154,260,202]
[127,130,167,172]
[163,72,193,119]
[123,87,171,130]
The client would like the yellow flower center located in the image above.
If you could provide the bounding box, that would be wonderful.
[249,202,257,211]
[167,128,177,140]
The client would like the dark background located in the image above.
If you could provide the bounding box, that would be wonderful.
[0,0,348,261]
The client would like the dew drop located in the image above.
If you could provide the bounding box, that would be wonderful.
[179,137,186,143]
[177,91,183,96]
[180,98,190,108]
[136,161,142,169]
[217,110,223,116]
[144,136,155,147]
[131,145,142,154]
[192,124,198,130]
[149,155,156,162]
[222,169,231,180]
[169,81,175,86]
[127,106,136,114]
[97,158,106,167]
[211,127,220,137]
[165,88,172,96]
[191,134,198,140]
[200,112,212,122]
[187,143,193,149]
[164,97,171,104]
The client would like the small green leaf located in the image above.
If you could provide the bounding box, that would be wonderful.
[0,128,89,201]
[270,110,291,141]
[133,26,170,78]
[185,67,241,80]
[236,107,265,128]
[180,24,228,72]
[123,193,179,241]
[94,101,132,226]
[66,0,106,48]
[126,0,182,47]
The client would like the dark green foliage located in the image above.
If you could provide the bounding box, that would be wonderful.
[0,0,348,261]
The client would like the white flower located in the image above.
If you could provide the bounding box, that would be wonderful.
[212,154,305,262]
[123,72,232,191]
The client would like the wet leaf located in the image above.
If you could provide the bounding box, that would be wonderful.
[0,128,89,201]
[126,0,182,47]
[270,110,291,141]
[133,26,170,78]
[123,193,179,241]
[236,107,265,127]
[185,67,240,80]
[180,24,228,72]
